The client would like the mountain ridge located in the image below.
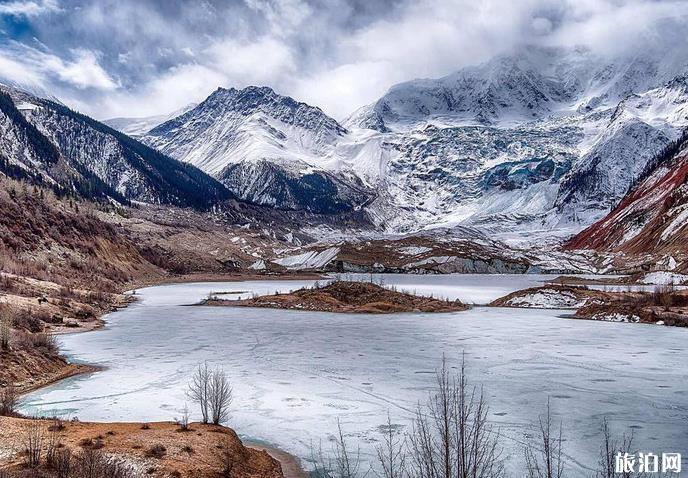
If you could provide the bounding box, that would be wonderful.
[0,85,232,209]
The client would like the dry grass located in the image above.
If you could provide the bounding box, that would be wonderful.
[211,280,467,314]
[0,417,284,478]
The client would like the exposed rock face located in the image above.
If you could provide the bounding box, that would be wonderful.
[565,136,688,267]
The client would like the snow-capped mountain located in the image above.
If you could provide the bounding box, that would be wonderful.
[104,103,197,137]
[0,86,230,208]
[142,86,374,214]
[338,46,688,241]
[126,45,688,239]
[566,131,688,267]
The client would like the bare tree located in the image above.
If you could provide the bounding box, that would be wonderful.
[524,398,565,478]
[188,362,211,423]
[209,368,233,425]
[408,355,504,478]
[375,413,407,478]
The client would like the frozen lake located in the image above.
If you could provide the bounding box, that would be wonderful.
[21,275,688,476]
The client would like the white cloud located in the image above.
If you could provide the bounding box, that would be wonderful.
[0,0,60,17]
[5,0,688,121]
[0,43,118,99]
[205,36,296,87]
[42,49,119,90]
[66,63,224,119]
[0,52,45,87]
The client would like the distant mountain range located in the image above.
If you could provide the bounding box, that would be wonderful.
[98,45,688,243]
[104,103,197,137]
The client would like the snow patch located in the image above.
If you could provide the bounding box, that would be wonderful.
[640,271,688,285]
[398,246,432,256]
[591,313,640,323]
[505,288,587,309]
[274,247,340,270]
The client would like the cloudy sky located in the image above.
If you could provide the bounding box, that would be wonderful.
[1,0,687,120]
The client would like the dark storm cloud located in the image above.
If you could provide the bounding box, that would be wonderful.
[1,0,687,119]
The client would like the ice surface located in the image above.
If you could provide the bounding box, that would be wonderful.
[334,273,602,304]
[21,277,688,477]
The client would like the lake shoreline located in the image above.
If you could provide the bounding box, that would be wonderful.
[10,273,321,477]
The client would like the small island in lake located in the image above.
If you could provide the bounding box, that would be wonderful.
[205,280,468,314]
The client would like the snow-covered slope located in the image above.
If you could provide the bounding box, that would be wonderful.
[104,103,197,137]
[556,76,688,218]
[0,86,230,208]
[142,86,374,214]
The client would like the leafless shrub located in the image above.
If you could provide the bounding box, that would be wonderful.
[311,419,365,478]
[188,362,211,424]
[75,447,134,478]
[32,331,58,353]
[524,398,565,478]
[217,441,235,478]
[23,422,44,468]
[0,386,18,416]
[48,417,65,432]
[0,312,10,350]
[408,355,504,478]
[79,438,94,448]
[176,403,191,431]
[375,414,406,478]
[595,418,636,478]
[145,444,167,459]
[181,445,194,454]
[45,423,62,470]
[333,419,364,478]
[653,284,675,310]
[52,448,72,478]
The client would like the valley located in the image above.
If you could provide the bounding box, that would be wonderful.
[1,19,688,478]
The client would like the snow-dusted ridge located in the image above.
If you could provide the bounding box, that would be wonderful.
[0,85,229,209]
[140,86,374,214]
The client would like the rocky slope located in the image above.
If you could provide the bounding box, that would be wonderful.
[143,86,374,214]
[565,131,688,270]
[0,86,230,208]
